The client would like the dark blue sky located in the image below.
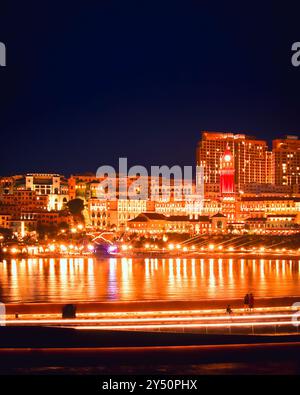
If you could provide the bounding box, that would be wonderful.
[0,1,299,175]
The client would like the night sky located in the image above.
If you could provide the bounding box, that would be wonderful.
[0,1,299,176]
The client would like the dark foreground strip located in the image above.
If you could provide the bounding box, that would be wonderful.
[0,342,300,367]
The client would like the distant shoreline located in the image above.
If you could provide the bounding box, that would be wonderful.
[1,250,300,259]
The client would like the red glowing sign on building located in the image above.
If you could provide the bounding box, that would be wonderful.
[220,146,235,195]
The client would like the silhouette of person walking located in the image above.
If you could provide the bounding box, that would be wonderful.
[226,304,233,316]
[244,293,249,311]
[249,293,254,312]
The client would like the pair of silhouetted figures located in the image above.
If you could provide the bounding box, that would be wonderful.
[244,293,254,312]
[226,293,254,316]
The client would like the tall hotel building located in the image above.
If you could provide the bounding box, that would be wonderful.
[272,135,300,192]
[196,132,271,195]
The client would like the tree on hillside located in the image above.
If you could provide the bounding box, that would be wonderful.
[67,198,85,223]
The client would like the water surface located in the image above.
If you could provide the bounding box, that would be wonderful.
[0,256,299,303]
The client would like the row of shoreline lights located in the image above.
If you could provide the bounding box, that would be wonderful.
[124,243,300,253]
[2,243,300,254]
[2,243,94,255]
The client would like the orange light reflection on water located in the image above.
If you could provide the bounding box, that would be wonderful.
[0,256,299,303]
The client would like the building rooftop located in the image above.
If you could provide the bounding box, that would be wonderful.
[168,215,210,222]
[129,213,212,223]
[211,212,227,218]
[267,214,297,218]
[245,217,267,222]
[241,196,295,202]
[129,213,167,223]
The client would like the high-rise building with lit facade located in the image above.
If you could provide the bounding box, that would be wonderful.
[196,132,270,195]
[272,135,300,191]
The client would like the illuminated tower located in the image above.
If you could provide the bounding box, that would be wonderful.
[220,146,236,222]
[220,146,235,195]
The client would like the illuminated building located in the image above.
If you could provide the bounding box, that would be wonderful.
[1,131,299,237]
[20,211,72,227]
[88,198,154,230]
[118,199,151,227]
[0,174,71,236]
[0,173,69,211]
[83,174,197,230]
[0,213,11,228]
[238,196,299,220]
[211,212,228,233]
[88,199,117,229]
[68,174,102,201]
[0,190,48,216]
[196,131,270,196]
[155,201,186,216]
[25,173,66,195]
[265,151,274,185]
[6,210,72,236]
[240,183,291,195]
[128,212,167,234]
[272,135,300,192]
[0,189,47,208]
[128,213,212,235]
[25,173,69,210]
[245,214,299,235]
[245,217,267,233]
[0,175,23,195]
[266,214,298,234]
